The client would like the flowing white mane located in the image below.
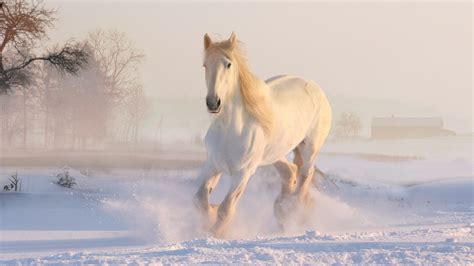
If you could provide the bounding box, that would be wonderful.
[204,39,273,135]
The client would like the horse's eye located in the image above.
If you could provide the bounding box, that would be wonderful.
[226,62,232,69]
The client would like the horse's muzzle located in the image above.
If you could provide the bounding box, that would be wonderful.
[206,96,221,113]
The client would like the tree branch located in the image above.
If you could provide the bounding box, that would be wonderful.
[1,43,89,93]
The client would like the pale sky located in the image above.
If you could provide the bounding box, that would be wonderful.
[47,1,472,134]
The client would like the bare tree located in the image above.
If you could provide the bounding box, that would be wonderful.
[0,92,21,147]
[0,0,88,94]
[123,85,150,144]
[35,51,108,150]
[86,30,145,144]
[36,62,55,148]
[334,112,363,139]
[86,29,144,106]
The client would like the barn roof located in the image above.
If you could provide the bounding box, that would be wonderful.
[372,117,443,127]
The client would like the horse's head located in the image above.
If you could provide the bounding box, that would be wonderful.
[202,32,239,114]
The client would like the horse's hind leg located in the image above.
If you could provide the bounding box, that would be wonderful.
[293,147,303,170]
[295,142,319,208]
[193,161,222,229]
[273,158,298,227]
[296,125,331,207]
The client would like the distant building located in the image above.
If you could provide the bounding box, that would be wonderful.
[371,116,455,139]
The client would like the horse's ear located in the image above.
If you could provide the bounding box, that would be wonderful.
[204,33,212,50]
[229,32,237,47]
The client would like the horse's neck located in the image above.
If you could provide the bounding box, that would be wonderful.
[218,84,247,127]
[216,76,269,133]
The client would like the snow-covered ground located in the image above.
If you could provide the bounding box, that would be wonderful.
[0,137,473,264]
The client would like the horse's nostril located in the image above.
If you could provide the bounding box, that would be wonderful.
[206,96,220,111]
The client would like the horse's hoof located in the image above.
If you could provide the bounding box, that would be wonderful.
[210,221,229,239]
[300,194,315,209]
[208,204,218,225]
[195,202,220,232]
[274,193,316,229]
[273,195,297,228]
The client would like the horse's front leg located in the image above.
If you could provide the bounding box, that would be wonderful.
[193,161,222,229]
[273,158,298,228]
[212,169,254,238]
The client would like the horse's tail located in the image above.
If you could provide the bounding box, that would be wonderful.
[313,166,339,190]
[315,166,328,179]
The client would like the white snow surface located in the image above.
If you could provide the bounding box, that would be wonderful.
[0,141,473,264]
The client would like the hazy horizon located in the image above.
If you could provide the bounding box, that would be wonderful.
[45,1,472,136]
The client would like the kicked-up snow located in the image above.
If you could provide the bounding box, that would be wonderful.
[0,139,473,264]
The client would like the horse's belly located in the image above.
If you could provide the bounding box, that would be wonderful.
[260,134,304,165]
[261,106,315,165]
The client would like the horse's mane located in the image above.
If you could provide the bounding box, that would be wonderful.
[205,40,273,136]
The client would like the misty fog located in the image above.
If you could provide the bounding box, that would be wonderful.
[0,1,472,153]
[56,1,472,140]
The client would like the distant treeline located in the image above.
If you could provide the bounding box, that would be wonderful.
[0,1,149,150]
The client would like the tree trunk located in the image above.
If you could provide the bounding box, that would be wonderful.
[44,109,49,149]
[133,122,138,146]
[22,88,27,148]
[71,120,76,150]
[124,120,131,143]
[0,54,9,93]
[0,53,4,72]
[0,105,4,148]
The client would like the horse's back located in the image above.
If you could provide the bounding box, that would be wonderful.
[265,75,327,110]
[265,75,326,100]
[260,75,331,164]
[265,75,309,91]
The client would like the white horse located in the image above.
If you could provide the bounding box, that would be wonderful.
[194,32,332,237]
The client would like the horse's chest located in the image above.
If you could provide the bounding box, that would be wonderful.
[204,125,264,174]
